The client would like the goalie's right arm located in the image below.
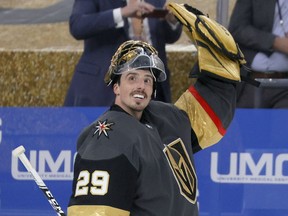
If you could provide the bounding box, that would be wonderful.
[169,3,239,151]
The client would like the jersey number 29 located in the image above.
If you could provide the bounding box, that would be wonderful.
[75,170,110,196]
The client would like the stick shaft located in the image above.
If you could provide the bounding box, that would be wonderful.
[16,149,66,216]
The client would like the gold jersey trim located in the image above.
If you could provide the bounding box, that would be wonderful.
[67,205,130,216]
[175,88,223,149]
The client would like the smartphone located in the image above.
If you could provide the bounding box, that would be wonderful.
[143,8,168,18]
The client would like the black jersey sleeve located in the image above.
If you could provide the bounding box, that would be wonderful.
[68,153,138,216]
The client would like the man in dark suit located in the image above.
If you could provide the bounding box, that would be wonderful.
[229,0,288,108]
[64,0,182,106]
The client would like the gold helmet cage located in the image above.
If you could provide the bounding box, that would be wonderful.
[104,40,167,86]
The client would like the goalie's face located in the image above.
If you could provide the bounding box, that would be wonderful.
[113,69,154,120]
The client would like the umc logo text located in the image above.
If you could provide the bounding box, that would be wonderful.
[211,152,288,184]
[12,150,75,180]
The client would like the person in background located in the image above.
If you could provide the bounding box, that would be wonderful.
[63,0,182,106]
[67,38,239,215]
[229,0,288,108]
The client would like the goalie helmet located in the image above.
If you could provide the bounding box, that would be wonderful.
[104,40,166,86]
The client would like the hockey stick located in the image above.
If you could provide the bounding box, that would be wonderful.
[12,145,66,216]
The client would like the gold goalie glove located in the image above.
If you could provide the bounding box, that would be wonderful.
[168,3,246,82]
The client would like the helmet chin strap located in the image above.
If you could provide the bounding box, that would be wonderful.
[154,89,157,99]
[149,68,157,99]
[149,68,157,82]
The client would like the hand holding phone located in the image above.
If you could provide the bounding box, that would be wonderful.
[142,8,168,18]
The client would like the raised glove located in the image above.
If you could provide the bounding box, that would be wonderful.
[168,3,246,82]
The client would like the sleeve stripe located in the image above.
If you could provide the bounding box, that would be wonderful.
[188,86,226,136]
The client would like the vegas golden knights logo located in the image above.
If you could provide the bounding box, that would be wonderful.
[163,138,197,204]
